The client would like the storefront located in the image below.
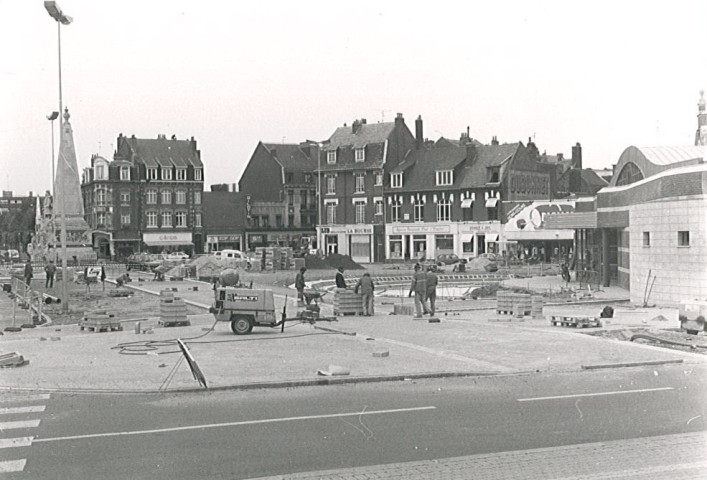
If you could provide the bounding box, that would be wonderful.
[142,232,194,254]
[317,224,374,263]
[244,231,316,253]
[457,222,502,259]
[206,234,243,253]
[502,200,576,262]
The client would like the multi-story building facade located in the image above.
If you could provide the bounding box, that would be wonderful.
[238,141,319,252]
[203,185,247,253]
[316,114,417,263]
[0,191,36,256]
[81,134,205,258]
[384,134,558,262]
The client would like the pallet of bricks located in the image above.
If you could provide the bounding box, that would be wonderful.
[80,310,122,332]
[250,248,264,272]
[159,289,190,327]
[333,288,363,316]
[496,291,532,317]
[263,247,278,272]
[278,247,292,270]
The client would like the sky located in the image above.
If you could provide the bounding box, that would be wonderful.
[1,0,706,196]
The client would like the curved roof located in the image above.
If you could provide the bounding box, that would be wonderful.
[609,145,704,187]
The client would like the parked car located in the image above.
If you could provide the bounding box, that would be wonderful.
[436,253,461,266]
[166,251,190,261]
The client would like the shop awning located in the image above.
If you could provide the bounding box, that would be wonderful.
[143,240,194,247]
[505,230,574,241]
[485,197,499,208]
[486,233,499,242]
[460,198,473,208]
[460,234,474,244]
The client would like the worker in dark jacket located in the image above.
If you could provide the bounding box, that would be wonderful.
[295,267,307,305]
[355,272,375,316]
[408,263,429,318]
[335,266,347,289]
[23,261,33,287]
[426,265,438,316]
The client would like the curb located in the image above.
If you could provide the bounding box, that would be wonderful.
[581,359,684,370]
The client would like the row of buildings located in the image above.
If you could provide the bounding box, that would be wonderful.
[76,113,608,266]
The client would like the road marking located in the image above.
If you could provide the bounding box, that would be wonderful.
[517,387,674,402]
[35,406,437,443]
[0,460,26,473]
[0,437,33,449]
[0,419,41,430]
[0,394,50,403]
[0,406,46,415]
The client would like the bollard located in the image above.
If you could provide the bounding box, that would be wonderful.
[134,321,141,334]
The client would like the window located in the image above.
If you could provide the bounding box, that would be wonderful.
[642,232,650,247]
[120,191,130,204]
[96,188,106,205]
[161,211,172,227]
[436,234,454,250]
[252,216,260,227]
[327,150,337,164]
[285,172,294,183]
[304,174,312,184]
[488,167,500,183]
[176,189,186,204]
[276,215,283,227]
[326,175,336,194]
[95,165,106,180]
[96,213,106,227]
[300,190,308,208]
[375,172,383,186]
[194,191,201,205]
[391,173,402,188]
[487,202,499,221]
[355,148,365,162]
[146,211,158,227]
[194,168,203,181]
[437,198,451,222]
[287,189,294,205]
[146,189,157,204]
[326,203,336,224]
[389,235,403,259]
[120,166,131,181]
[355,173,365,193]
[414,199,424,222]
[147,168,158,180]
[194,212,202,227]
[436,170,453,186]
[288,215,294,227]
[262,215,270,228]
[355,201,366,224]
[176,168,186,181]
[161,167,172,181]
[375,199,383,216]
[678,231,690,247]
[391,203,401,222]
[161,190,172,204]
[121,213,131,226]
[175,211,187,227]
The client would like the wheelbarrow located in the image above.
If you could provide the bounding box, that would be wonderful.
[302,288,327,305]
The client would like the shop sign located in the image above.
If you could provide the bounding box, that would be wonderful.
[143,232,192,242]
[505,200,576,231]
[321,225,373,234]
[458,223,497,234]
[391,225,450,234]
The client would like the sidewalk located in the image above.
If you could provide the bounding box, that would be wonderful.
[0,276,704,393]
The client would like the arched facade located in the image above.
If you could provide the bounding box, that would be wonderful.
[610,145,704,187]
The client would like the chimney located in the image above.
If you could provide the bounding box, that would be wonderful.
[491,136,499,146]
[361,118,367,124]
[394,113,404,126]
[352,119,361,134]
[171,134,177,140]
[415,115,423,149]
[572,142,583,169]
[466,142,477,164]
[158,134,166,140]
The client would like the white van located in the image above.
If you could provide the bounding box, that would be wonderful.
[214,250,249,263]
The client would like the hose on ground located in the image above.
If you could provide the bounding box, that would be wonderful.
[630,333,707,349]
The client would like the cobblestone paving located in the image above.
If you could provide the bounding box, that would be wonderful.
[250,431,707,479]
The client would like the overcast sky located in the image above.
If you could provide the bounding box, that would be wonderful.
[2,0,706,196]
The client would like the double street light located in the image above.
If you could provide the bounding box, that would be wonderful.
[44,1,72,313]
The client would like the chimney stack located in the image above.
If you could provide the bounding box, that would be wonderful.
[394,113,404,126]
[572,142,583,169]
[491,136,499,146]
[352,119,362,134]
[415,115,423,149]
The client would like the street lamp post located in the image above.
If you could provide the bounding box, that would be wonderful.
[47,111,59,261]
[45,1,72,314]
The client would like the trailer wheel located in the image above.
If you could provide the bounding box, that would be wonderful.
[231,315,253,335]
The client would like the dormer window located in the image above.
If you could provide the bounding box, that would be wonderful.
[176,168,187,181]
[161,167,172,181]
[95,164,106,181]
[391,173,402,188]
[194,168,203,181]
[488,167,500,183]
[355,148,365,162]
[120,166,131,181]
[436,170,453,186]
[327,150,337,164]
[147,167,158,180]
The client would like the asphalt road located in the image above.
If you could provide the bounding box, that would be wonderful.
[2,364,706,479]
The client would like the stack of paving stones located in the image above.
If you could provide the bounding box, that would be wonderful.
[80,310,122,332]
[278,247,292,270]
[496,291,532,318]
[531,295,544,319]
[393,304,415,316]
[333,288,363,316]
[158,289,190,327]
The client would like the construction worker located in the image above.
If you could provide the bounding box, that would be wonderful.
[426,265,438,316]
[23,261,33,287]
[408,263,429,318]
[295,267,307,305]
[335,266,347,289]
[44,260,56,288]
[116,272,131,287]
[355,272,375,316]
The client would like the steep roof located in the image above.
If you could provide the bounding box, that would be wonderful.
[127,137,203,167]
[324,122,395,150]
[457,143,519,189]
[389,145,467,191]
[580,168,610,187]
[261,143,317,171]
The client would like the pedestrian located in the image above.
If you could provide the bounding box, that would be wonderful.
[100,264,106,292]
[335,266,347,289]
[355,272,375,316]
[295,267,307,305]
[44,260,56,288]
[23,260,33,287]
[408,263,429,318]
[425,265,438,316]
[116,272,131,287]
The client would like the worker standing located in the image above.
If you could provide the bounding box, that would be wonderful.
[44,260,56,289]
[295,267,307,306]
[426,265,438,317]
[23,260,33,287]
[355,272,375,316]
[335,266,347,289]
[408,263,429,318]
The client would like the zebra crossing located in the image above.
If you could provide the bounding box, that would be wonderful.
[0,393,50,474]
